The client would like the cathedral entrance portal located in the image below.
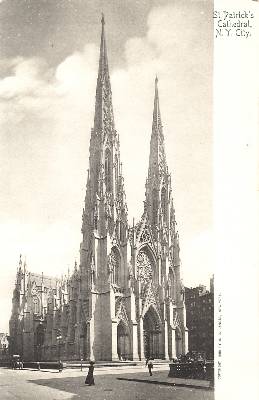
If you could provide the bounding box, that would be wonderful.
[117,320,130,360]
[143,307,161,359]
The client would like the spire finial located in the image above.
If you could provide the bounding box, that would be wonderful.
[101,13,105,26]
[94,11,113,131]
[152,75,161,131]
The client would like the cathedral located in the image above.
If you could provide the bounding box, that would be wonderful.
[9,17,188,362]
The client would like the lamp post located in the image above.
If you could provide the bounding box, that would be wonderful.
[56,329,62,372]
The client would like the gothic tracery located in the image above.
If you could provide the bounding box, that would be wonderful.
[136,250,153,284]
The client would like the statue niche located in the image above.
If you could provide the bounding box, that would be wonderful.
[108,247,120,286]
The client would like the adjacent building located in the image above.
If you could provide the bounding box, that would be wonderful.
[0,333,8,358]
[9,16,188,362]
[185,276,214,359]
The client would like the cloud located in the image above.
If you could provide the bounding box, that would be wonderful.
[0,57,49,99]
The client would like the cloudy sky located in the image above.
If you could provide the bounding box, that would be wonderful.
[0,0,213,332]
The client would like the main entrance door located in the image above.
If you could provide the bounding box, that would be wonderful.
[143,307,161,359]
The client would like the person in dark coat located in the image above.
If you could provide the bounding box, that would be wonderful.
[147,358,153,376]
[58,360,63,372]
[85,361,95,386]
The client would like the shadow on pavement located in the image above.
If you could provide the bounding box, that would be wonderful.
[24,369,61,373]
[29,373,214,400]
[116,377,214,391]
[28,375,114,400]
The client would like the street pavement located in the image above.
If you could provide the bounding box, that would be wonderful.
[0,365,214,400]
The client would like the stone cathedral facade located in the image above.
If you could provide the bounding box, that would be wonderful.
[9,17,188,362]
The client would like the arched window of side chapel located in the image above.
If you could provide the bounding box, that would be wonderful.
[105,148,112,192]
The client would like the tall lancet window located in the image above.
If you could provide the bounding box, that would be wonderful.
[115,154,119,187]
[152,188,158,225]
[161,187,167,220]
[105,148,112,192]
[120,221,126,243]
[110,248,120,285]
[33,296,40,314]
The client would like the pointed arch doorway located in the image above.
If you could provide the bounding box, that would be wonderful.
[143,306,161,359]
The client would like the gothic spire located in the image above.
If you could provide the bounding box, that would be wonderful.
[145,78,170,234]
[94,13,114,132]
[81,16,127,240]
[152,76,162,131]
[148,77,167,181]
[18,254,22,272]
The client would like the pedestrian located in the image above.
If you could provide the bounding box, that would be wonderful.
[85,361,95,386]
[58,360,63,372]
[147,358,153,376]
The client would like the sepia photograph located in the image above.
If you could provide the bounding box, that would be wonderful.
[4,0,252,399]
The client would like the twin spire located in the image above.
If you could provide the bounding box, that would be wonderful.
[93,14,168,199]
[94,13,113,132]
[148,74,167,183]
[95,14,166,158]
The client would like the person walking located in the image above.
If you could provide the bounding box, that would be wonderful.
[58,360,63,373]
[147,358,153,376]
[85,361,95,386]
